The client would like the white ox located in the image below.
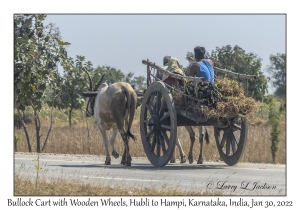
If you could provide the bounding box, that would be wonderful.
[83,69,137,166]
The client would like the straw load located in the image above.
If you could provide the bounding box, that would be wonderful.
[172,77,257,120]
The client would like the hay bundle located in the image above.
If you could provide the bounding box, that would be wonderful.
[172,77,257,120]
[171,80,219,113]
[185,81,219,108]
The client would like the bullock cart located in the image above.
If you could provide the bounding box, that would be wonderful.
[140,59,256,167]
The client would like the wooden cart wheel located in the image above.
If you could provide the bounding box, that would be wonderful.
[140,81,177,167]
[214,117,248,166]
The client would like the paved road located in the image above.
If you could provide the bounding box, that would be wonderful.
[14,153,286,195]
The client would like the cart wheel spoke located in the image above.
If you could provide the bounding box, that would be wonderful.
[144,119,152,126]
[159,99,166,118]
[231,132,237,153]
[146,104,155,116]
[220,130,227,148]
[160,130,170,147]
[226,131,231,155]
[161,124,171,130]
[159,132,167,154]
[160,111,170,122]
[156,134,161,156]
[146,129,154,139]
[232,130,239,146]
[150,133,157,152]
[155,92,162,114]
[233,123,242,130]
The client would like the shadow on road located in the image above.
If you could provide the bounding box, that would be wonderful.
[50,162,229,171]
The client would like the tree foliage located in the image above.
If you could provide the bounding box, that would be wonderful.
[14,14,69,111]
[265,95,281,163]
[91,66,146,90]
[131,75,147,90]
[266,53,286,97]
[209,45,268,101]
[50,55,91,126]
[92,66,125,85]
[14,14,70,152]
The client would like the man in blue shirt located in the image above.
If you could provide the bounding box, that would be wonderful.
[188,46,214,84]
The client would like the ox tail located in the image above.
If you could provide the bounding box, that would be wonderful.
[123,87,137,141]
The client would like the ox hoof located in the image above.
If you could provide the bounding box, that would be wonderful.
[112,151,119,159]
[197,157,203,164]
[170,158,175,163]
[105,161,111,165]
[180,156,186,164]
[125,162,131,166]
[121,161,131,166]
[188,153,193,164]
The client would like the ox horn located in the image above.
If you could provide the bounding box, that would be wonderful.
[93,74,106,91]
[82,67,93,91]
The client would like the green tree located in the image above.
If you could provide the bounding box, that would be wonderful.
[131,75,146,90]
[92,65,125,84]
[90,65,104,86]
[209,45,268,101]
[125,72,135,83]
[266,53,286,97]
[92,66,146,90]
[14,14,70,152]
[103,66,125,84]
[265,95,281,163]
[57,55,90,126]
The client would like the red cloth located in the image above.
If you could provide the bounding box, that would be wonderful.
[165,72,183,85]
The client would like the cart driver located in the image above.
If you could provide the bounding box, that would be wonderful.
[188,46,215,84]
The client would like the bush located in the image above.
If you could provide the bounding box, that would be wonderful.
[266,95,282,163]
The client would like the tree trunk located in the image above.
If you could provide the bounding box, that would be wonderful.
[14,136,18,152]
[34,109,41,153]
[271,149,276,164]
[69,108,73,127]
[42,94,56,152]
[18,110,32,152]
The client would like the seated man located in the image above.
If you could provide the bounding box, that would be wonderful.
[161,56,185,87]
[154,56,169,81]
[189,46,214,84]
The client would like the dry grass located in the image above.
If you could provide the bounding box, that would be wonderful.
[14,119,286,164]
[175,121,286,164]
[14,174,222,196]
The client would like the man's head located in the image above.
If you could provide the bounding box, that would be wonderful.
[163,56,171,66]
[194,46,206,60]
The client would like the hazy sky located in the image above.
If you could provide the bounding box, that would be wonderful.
[44,14,285,92]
